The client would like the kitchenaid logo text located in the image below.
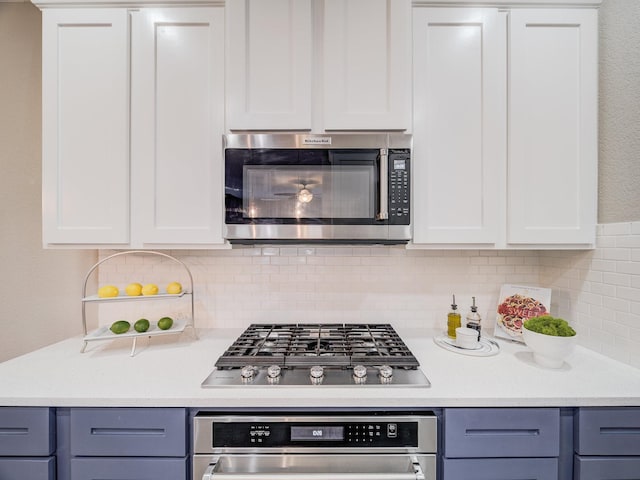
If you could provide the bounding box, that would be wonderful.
[303,137,332,145]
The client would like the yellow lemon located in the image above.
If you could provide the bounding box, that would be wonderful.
[141,283,159,296]
[166,281,182,295]
[98,285,119,298]
[125,282,143,296]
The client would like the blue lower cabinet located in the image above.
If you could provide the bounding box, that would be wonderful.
[70,408,187,457]
[574,456,640,480]
[0,407,55,456]
[442,458,558,480]
[70,457,188,480]
[0,456,55,480]
[575,408,640,456]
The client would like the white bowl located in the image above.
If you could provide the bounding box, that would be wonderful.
[522,327,577,368]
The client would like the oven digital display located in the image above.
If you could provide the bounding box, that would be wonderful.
[290,426,344,441]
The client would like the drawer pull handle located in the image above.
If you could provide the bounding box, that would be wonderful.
[90,428,165,436]
[0,427,29,435]
[600,427,640,435]
[465,429,540,437]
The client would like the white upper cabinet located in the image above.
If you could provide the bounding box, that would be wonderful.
[41,6,226,248]
[323,0,411,131]
[412,8,506,245]
[131,8,225,246]
[507,9,598,245]
[42,9,130,245]
[412,6,597,248]
[226,0,313,130]
[225,0,411,132]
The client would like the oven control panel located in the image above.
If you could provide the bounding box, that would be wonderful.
[213,421,418,448]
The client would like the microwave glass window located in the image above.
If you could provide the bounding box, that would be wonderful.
[243,165,375,220]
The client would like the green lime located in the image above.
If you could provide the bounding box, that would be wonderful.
[109,320,130,334]
[157,316,173,330]
[134,318,150,333]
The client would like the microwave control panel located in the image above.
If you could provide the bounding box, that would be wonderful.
[388,149,410,225]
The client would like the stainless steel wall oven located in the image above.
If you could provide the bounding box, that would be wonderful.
[193,411,438,480]
[224,133,411,244]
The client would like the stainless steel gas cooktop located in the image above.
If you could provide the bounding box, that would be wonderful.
[201,323,431,387]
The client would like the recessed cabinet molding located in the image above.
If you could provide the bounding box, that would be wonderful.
[226,0,411,132]
[131,8,225,246]
[412,7,506,245]
[226,0,313,130]
[507,8,598,245]
[42,8,130,245]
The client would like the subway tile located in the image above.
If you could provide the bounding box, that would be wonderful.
[601,222,632,236]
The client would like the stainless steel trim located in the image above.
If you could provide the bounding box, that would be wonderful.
[193,454,436,480]
[377,148,389,221]
[193,415,437,455]
[224,133,412,150]
[225,224,410,243]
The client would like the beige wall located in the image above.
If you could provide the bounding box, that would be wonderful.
[598,0,640,223]
[0,2,96,363]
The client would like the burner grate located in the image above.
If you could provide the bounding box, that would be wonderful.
[214,323,420,370]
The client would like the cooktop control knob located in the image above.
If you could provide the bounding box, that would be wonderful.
[379,365,393,383]
[309,365,324,385]
[267,365,281,379]
[240,365,256,380]
[353,364,368,383]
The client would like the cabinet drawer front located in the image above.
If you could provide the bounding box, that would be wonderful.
[0,457,55,480]
[444,408,560,458]
[0,407,54,456]
[71,457,187,480]
[574,456,640,480]
[442,457,558,480]
[70,408,187,457]
[575,407,640,456]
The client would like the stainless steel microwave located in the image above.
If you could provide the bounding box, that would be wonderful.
[224,133,411,244]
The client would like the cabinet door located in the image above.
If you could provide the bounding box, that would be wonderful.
[412,8,505,245]
[507,9,597,245]
[226,0,312,130]
[0,457,55,480]
[574,456,640,480]
[444,408,560,458]
[442,458,558,480]
[323,0,411,130]
[131,8,225,245]
[70,408,187,457]
[42,9,129,245]
[0,407,54,456]
[71,457,187,480]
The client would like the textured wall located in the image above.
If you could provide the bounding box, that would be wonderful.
[0,3,97,363]
[598,0,640,223]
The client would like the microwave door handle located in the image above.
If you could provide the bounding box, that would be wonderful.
[376,148,389,220]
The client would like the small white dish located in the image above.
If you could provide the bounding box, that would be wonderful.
[455,327,480,349]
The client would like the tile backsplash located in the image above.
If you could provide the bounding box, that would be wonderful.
[97,221,640,368]
[541,222,640,368]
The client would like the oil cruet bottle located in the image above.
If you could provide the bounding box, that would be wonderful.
[447,295,461,338]
[466,296,482,340]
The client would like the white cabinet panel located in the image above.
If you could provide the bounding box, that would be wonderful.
[42,9,129,245]
[412,8,505,244]
[131,8,225,245]
[226,0,312,130]
[323,0,411,130]
[508,9,597,245]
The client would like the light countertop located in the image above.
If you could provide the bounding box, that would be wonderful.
[1,327,639,408]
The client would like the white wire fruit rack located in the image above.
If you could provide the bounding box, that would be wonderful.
[80,250,196,356]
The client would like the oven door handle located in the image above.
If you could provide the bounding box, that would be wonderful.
[202,456,426,480]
